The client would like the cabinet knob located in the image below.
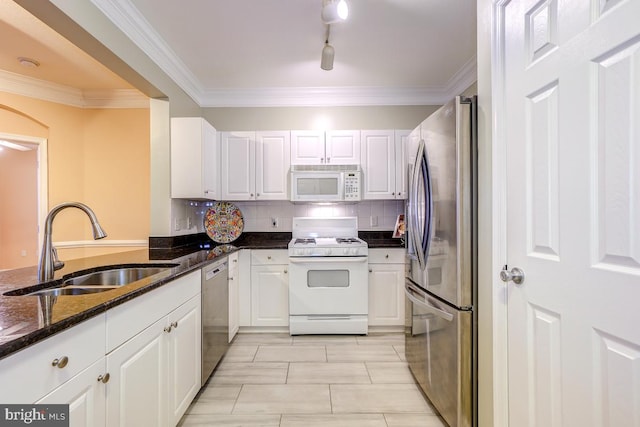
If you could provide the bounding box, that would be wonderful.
[171,321,178,329]
[369,268,373,273]
[229,277,234,281]
[97,373,110,384]
[233,259,238,263]
[284,269,288,274]
[257,193,260,197]
[250,193,254,197]
[385,254,389,258]
[267,256,272,260]
[164,325,173,333]
[392,192,395,195]
[52,356,69,369]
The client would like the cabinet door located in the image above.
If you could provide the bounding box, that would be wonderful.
[361,130,396,199]
[326,130,360,164]
[251,265,289,327]
[106,318,167,427]
[36,358,107,427]
[166,296,201,426]
[221,131,256,200]
[228,252,240,342]
[394,130,410,199]
[291,130,325,165]
[171,117,218,200]
[256,131,290,200]
[368,263,405,326]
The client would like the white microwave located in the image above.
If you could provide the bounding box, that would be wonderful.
[290,165,362,202]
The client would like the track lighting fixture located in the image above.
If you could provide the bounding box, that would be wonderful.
[321,0,348,24]
[320,25,335,71]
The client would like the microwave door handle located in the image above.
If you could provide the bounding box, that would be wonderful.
[405,282,454,322]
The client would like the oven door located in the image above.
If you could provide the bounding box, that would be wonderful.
[289,256,368,315]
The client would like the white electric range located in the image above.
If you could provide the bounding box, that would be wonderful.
[288,217,369,335]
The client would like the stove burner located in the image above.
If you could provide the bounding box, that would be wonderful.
[295,238,316,245]
[336,238,360,244]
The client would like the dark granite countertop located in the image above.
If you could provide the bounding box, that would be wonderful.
[0,231,402,360]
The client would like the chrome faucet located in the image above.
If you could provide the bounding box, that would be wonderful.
[38,202,107,282]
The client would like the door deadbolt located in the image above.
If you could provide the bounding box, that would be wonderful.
[500,267,525,285]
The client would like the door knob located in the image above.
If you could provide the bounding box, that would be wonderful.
[500,266,525,285]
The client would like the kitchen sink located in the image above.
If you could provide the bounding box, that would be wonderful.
[3,263,179,297]
[26,285,119,297]
[62,266,174,287]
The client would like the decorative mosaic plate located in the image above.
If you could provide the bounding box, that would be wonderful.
[204,202,244,243]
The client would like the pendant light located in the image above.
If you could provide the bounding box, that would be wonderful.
[321,25,335,71]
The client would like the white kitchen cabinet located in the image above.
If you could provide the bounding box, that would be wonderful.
[368,249,405,327]
[106,293,200,427]
[171,117,219,200]
[0,313,106,404]
[105,270,201,427]
[221,131,255,200]
[361,130,411,200]
[221,131,290,200]
[37,358,108,427]
[291,130,360,165]
[228,251,240,342]
[394,130,411,199]
[250,250,289,327]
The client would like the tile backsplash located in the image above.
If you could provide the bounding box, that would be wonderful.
[171,199,404,235]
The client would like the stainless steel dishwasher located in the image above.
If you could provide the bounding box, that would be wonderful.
[201,257,229,385]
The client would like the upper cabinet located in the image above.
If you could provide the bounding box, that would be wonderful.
[171,117,219,200]
[361,130,410,200]
[291,130,360,165]
[221,131,290,200]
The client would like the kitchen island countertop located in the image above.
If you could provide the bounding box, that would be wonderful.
[0,232,402,359]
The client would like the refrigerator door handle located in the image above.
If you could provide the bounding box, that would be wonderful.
[405,282,454,322]
[410,140,433,272]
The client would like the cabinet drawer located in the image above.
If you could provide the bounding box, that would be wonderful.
[368,248,405,264]
[106,270,200,353]
[0,314,105,403]
[251,249,289,265]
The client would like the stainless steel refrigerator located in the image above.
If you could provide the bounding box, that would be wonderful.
[405,96,477,427]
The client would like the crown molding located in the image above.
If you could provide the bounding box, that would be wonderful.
[0,70,148,108]
[90,0,204,103]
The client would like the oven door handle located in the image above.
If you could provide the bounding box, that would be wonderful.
[289,257,368,263]
[405,282,454,322]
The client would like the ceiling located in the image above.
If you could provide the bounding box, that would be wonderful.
[1,0,477,107]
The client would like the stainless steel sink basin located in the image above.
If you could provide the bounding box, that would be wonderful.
[3,263,179,297]
[62,266,172,287]
[26,285,119,297]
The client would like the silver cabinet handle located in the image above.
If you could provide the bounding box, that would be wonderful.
[171,321,178,329]
[52,356,68,369]
[97,373,110,383]
[500,266,525,285]
[164,326,172,333]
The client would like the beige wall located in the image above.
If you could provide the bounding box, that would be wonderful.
[203,105,440,131]
[0,91,150,263]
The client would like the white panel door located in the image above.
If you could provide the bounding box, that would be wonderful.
[106,318,166,427]
[221,131,256,200]
[394,130,410,199]
[326,130,360,164]
[500,1,640,426]
[256,131,290,200]
[251,265,289,327]
[166,296,201,426]
[291,130,325,165]
[361,130,395,199]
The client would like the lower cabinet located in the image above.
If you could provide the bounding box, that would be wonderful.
[0,270,202,427]
[250,250,289,327]
[228,251,240,342]
[368,248,406,327]
[36,358,108,427]
[105,281,201,427]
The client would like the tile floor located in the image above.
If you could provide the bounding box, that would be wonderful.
[178,332,447,427]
